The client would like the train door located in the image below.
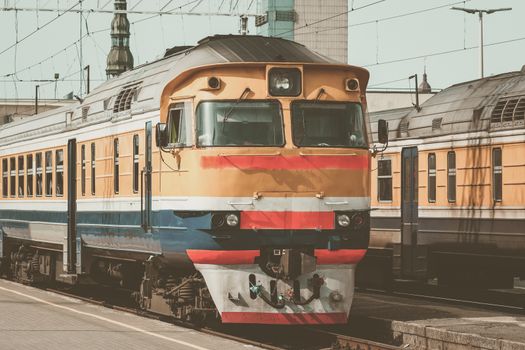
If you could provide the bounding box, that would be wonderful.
[141,121,152,232]
[66,138,77,274]
[399,146,426,279]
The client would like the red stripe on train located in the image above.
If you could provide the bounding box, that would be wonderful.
[186,250,259,264]
[240,211,335,230]
[221,311,348,324]
[187,249,367,265]
[201,155,368,170]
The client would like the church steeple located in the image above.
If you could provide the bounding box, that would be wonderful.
[106,0,134,78]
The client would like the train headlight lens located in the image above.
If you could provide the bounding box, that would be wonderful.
[226,213,239,227]
[329,291,343,302]
[337,214,350,227]
[268,68,301,96]
[352,213,365,227]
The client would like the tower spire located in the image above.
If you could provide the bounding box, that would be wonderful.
[106,0,134,78]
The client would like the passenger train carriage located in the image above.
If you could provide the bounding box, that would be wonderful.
[0,35,380,324]
[368,68,525,288]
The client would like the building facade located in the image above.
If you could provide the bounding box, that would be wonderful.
[256,0,348,63]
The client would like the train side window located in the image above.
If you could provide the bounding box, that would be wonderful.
[492,148,502,202]
[377,159,392,201]
[114,138,119,194]
[428,153,436,203]
[10,157,16,197]
[26,154,34,197]
[167,103,192,146]
[56,150,64,197]
[18,155,24,197]
[447,151,456,203]
[2,159,7,198]
[36,153,43,196]
[45,151,53,196]
[91,143,96,195]
[133,134,139,193]
[81,145,86,196]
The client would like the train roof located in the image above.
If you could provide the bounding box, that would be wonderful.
[0,35,351,148]
[369,68,525,141]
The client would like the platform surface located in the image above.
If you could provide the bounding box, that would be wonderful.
[350,290,525,349]
[0,279,260,350]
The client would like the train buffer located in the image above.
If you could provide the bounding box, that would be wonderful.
[349,291,525,349]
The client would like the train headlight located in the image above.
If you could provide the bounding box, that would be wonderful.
[268,68,301,96]
[329,291,343,302]
[351,213,365,228]
[226,213,239,227]
[337,214,351,227]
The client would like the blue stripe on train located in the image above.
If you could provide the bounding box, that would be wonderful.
[0,209,351,255]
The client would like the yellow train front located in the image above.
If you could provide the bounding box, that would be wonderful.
[152,39,372,324]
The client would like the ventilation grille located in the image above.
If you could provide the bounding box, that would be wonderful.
[275,10,296,22]
[113,84,140,113]
[255,13,268,26]
[399,119,409,136]
[431,117,443,131]
[491,97,525,128]
[81,107,89,121]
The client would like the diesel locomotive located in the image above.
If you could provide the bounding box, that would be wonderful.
[367,68,525,288]
[0,35,386,324]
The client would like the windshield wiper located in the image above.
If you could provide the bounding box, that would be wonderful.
[222,87,252,124]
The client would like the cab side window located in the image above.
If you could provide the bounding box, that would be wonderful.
[167,103,192,146]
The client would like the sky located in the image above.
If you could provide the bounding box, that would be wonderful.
[0,0,522,100]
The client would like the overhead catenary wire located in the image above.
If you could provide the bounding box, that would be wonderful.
[292,0,473,38]
[0,0,83,58]
[272,0,387,38]
[362,35,525,68]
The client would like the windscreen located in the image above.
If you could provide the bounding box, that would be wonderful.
[291,101,367,148]
[196,101,284,146]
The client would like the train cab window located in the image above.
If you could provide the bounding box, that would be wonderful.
[492,148,502,202]
[114,138,119,194]
[291,101,367,148]
[45,151,53,196]
[26,154,34,197]
[81,145,86,196]
[91,143,96,195]
[56,150,64,197]
[36,153,43,196]
[2,159,7,198]
[133,135,139,193]
[447,151,456,203]
[197,101,284,146]
[167,104,191,146]
[428,153,436,203]
[377,159,392,201]
[18,156,24,197]
[10,157,16,197]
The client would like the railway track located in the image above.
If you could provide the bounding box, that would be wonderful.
[357,280,525,315]
[39,283,400,350]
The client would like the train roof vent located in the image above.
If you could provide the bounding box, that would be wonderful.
[490,99,506,124]
[491,97,525,128]
[82,106,90,121]
[113,83,141,113]
[502,98,518,125]
[399,119,409,136]
[431,117,442,132]
[514,98,525,125]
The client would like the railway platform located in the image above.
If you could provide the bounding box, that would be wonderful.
[348,290,525,349]
[0,279,261,350]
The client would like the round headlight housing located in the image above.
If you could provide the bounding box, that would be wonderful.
[337,214,350,227]
[226,213,239,227]
[268,68,301,96]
